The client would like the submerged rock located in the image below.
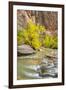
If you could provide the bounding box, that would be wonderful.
[37,57,58,78]
[17,44,36,55]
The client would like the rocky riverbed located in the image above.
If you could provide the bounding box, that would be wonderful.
[17,47,58,80]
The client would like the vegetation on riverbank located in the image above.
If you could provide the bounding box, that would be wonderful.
[17,21,58,49]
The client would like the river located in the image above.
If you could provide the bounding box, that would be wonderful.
[17,48,58,80]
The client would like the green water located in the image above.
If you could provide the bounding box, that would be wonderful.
[17,58,42,79]
[17,48,57,80]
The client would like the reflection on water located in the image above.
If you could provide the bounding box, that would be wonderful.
[17,48,58,80]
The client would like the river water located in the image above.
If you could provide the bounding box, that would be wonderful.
[17,48,58,80]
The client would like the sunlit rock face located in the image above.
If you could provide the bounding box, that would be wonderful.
[17,10,58,32]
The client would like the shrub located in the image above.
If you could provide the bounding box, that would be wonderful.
[17,29,25,45]
[43,34,58,49]
[17,21,58,49]
[31,39,41,50]
[17,21,46,50]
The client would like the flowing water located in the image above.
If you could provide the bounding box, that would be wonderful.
[17,48,58,80]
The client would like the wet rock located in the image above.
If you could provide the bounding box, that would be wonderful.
[39,73,58,78]
[23,71,42,79]
[37,57,58,78]
[17,44,36,55]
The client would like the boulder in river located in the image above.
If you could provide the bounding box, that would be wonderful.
[17,44,36,56]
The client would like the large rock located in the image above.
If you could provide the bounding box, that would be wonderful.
[17,44,36,55]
